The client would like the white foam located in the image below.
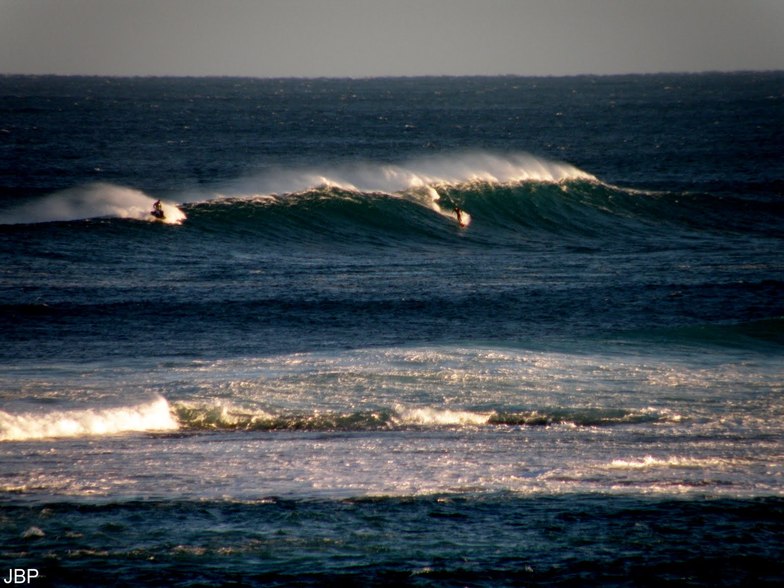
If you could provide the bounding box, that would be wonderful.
[393,405,491,427]
[0,396,178,441]
[0,183,186,225]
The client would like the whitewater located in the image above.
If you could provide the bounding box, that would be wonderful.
[1,73,783,586]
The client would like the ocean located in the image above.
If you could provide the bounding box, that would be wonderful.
[1,73,783,586]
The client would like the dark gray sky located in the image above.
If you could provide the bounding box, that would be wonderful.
[2,0,783,77]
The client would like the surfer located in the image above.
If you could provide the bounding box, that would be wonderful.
[453,206,464,227]
[151,200,165,220]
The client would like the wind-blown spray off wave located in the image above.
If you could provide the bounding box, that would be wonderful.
[0,396,178,441]
[0,183,186,225]
[220,151,596,197]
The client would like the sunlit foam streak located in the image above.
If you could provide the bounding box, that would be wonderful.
[608,456,728,469]
[392,406,492,427]
[0,396,178,441]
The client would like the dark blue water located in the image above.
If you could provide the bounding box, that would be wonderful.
[1,73,783,586]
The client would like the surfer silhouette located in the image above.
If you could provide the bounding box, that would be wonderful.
[151,200,165,220]
[453,206,464,227]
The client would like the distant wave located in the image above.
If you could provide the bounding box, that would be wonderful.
[0,396,178,441]
[0,152,587,227]
[0,396,672,441]
[3,151,780,244]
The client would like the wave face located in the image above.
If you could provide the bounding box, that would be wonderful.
[130,150,777,249]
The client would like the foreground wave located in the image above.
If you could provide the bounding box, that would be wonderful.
[3,333,780,442]
[0,399,671,441]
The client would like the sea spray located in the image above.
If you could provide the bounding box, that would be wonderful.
[215,151,597,201]
[0,183,186,225]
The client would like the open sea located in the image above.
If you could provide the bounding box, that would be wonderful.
[1,72,783,586]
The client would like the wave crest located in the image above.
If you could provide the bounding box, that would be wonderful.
[0,396,178,441]
[218,152,596,200]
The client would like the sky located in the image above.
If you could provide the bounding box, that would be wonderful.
[1,0,783,77]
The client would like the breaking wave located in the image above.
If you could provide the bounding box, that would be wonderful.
[0,396,178,441]
[179,151,781,246]
[1,398,671,441]
[4,151,780,247]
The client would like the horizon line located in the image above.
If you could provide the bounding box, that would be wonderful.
[2,68,782,81]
